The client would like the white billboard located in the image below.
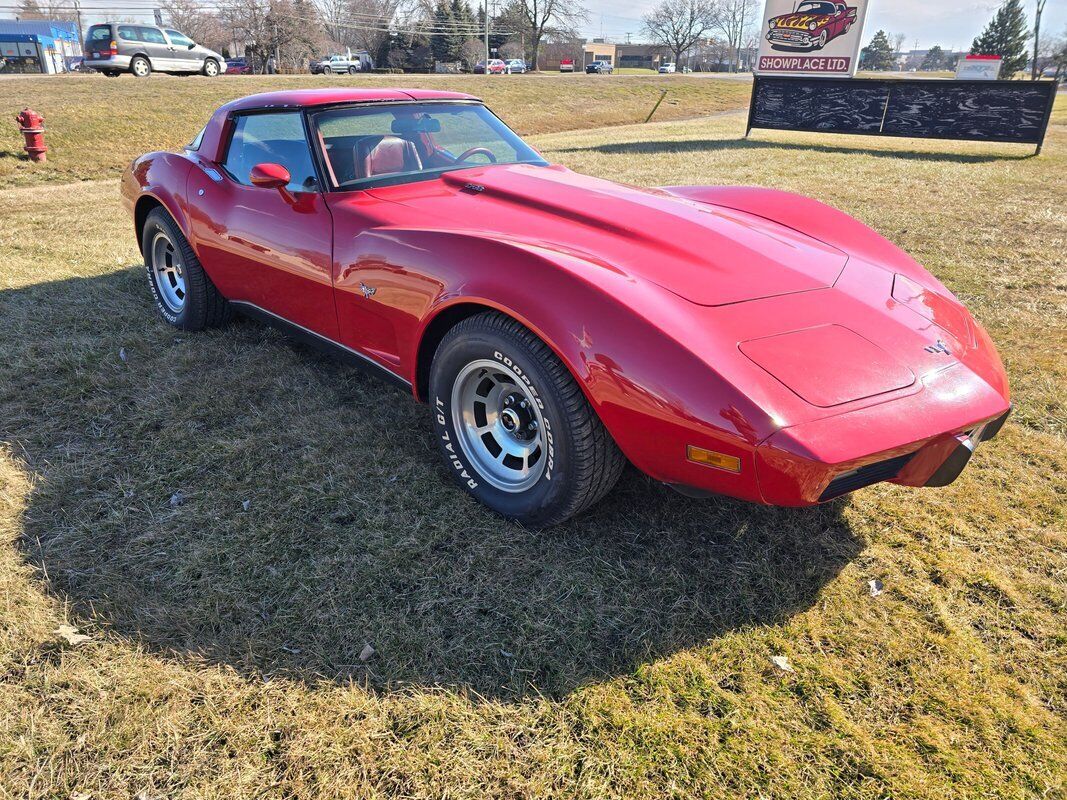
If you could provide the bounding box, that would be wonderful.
[755,0,872,78]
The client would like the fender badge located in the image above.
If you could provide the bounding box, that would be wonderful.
[924,339,951,355]
[359,282,377,299]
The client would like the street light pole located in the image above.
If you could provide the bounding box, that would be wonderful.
[484,0,489,73]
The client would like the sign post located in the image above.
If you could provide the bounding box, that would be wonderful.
[754,0,871,78]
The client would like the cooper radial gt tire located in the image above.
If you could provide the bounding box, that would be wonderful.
[141,207,231,330]
[430,311,625,526]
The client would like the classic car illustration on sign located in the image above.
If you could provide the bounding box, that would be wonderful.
[766,1,858,50]
[121,89,1011,525]
[756,0,869,76]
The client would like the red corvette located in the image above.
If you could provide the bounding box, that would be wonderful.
[121,89,1011,525]
[767,1,858,50]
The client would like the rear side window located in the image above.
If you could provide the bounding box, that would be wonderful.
[88,25,112,41]
[138,27,166,44]
[223,112,318,192]
[116,25,139,41]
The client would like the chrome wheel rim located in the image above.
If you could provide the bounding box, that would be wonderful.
[150,230,186,313]
[452,359,547,493]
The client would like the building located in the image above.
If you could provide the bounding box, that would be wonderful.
[0,19,81,73]
[581,40,670,70]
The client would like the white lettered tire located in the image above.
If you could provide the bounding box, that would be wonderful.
[429,312,625,526]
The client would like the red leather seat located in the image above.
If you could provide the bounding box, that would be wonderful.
[356,135,423,178]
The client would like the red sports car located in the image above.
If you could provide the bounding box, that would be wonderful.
[767,1,858,50]
[121,89,1011,525]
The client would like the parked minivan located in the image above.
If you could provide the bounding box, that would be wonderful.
[84,23,226,77]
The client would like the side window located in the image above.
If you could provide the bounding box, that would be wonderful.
[166,30,194,47]
[223,112,318,193]
[138,27,167,44]
[116,25,139,41]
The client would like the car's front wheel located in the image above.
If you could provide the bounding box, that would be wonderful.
[203,58,220,76]
[430,312,625,526]
[141,207,231,330]
[130,55,151,77]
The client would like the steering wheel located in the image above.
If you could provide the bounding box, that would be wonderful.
[455,147,497,164]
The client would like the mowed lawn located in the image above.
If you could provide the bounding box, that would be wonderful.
[0,78,1065,799]
[0,72,751,188]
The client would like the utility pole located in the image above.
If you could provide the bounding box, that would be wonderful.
[483,0,489,72]
[1032,0,1047,80]
[72,0,83,49]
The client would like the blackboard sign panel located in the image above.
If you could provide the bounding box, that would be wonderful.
[747,76,1058,153]
[751,79,888,134]
[882,82,1054,143]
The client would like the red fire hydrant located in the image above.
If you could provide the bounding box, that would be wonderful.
[15,108,47,163]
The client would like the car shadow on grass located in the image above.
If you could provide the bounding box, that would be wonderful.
[3,269,862,702]
[553,137,1036,163]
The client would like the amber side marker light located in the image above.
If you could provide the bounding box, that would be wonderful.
[687,445,741,473]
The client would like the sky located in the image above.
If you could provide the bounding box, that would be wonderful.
[582,0,1066,52]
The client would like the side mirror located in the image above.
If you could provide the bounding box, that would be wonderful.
[249,162,290,190]
[188,42,196,49]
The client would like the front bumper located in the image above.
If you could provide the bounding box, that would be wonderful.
[767,29,820,48]
[85,54,132,70]
[754,364,1011,505]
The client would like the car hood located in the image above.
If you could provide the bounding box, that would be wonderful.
[366,163,847,306]
[772,13,831,28]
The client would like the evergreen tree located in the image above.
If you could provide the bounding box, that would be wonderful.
[447,0,475,61]
[971,0,1030,78]
[920,44,944,71]
[430,0,453,62]
[860,30,895,71]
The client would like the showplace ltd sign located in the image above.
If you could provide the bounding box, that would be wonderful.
[755,0,871,77]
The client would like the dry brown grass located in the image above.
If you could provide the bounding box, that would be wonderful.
[0,83,1064,799]
[0,72,751,188]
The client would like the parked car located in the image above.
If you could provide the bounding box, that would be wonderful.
[83,22,226,77]
[504,59,527,74]
[766,0,858,51]
[559,58,574,72]
[658,62,676,73]
[122,87,1011,525]
[473,59,507,74]
[312,54,365,74]
[585,60,613,74]
[225,57,251,74]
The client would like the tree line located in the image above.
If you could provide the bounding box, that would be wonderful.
[860,0,1067,80]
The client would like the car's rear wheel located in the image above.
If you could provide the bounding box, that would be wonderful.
[141,207,231,330]
[430,311,625,526]
[203,58,219,77]
[130,55,151,77]
[348,65,357,74]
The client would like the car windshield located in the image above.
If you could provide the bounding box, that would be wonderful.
[311,102,546,189]
[796,1,836,13]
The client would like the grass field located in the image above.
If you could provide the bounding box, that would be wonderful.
[0,76,1065,798]
[0,72,751,188]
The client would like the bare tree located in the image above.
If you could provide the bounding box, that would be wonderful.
[643,0,719,68]
[162,0,229,51]
[514,0,586,71]
[17,0,74,19]
[714,0,755,72]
